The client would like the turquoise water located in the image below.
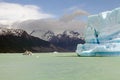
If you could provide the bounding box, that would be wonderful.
[0,53,120,80]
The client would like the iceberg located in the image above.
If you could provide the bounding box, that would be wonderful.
[76,7,120,56]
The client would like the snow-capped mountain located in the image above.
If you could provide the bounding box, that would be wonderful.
[0,27,66,53]
[59,30,83,39]
[50,30,85,51]
[0,27,27,36]
[30,30,55,41]
[31,30,85,51]
[41,30,55,40]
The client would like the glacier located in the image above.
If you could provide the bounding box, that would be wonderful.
[76,7,120,56]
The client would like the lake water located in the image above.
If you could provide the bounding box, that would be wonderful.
[0,53,120,80]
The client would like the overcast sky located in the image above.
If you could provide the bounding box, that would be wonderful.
[0,0,120,34]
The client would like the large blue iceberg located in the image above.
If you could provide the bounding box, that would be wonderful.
[76,7,120,56]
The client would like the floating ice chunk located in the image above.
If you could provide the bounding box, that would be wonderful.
[76,43,120,56]
[76,7,120,56]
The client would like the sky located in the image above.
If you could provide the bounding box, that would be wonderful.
[2,0,120,16]
[0,0,120,35]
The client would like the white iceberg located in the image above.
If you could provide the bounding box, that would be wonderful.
[76,43,120,56]
[76,7,120,56]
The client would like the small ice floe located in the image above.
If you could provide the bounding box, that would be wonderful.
[53,51,58,54]
[23,50,33,56]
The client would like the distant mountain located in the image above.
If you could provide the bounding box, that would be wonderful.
[49,30,85,51]
[0,27,66,53]
[30,30,55,41]
[31,30,85,51]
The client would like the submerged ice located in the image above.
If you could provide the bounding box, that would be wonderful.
[76,8,120,56]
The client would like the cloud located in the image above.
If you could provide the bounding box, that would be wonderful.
[12,10,89,33]
[0,2,53,24]
[0,2,89,37]
[66,5,85,11]
[12,18,87,36]
[11,9,89,38]
[60,9,89,22]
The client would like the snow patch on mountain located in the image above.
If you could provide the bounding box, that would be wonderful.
[0,27,26,36]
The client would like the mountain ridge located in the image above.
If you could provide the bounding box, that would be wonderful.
[31,30,85,51]
[0,27,67,53]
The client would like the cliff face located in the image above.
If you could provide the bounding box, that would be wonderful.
[0,28,65,53]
